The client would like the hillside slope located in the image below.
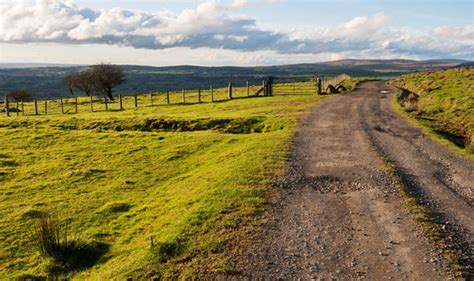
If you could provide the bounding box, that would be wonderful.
[0,59,467,99]
[392,68,474,155]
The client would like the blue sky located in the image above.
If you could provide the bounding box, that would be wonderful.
[1,0,473,66]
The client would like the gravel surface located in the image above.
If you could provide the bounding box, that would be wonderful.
[232,81,473,279]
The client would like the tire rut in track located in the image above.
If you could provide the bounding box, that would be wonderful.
[358,81,474,277]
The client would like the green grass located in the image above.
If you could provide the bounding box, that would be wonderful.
[391,68,474,159]
[338,77,379,93]
[0,83,328,279]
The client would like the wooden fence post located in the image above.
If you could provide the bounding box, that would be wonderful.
[75,97,78,113]
[262,80,266,96]
[104,97,108,111]
[4,95,9,117]
[198,89,201,103]
[21,99,25,115]
[317,78,322,95]
[119,94,123,110]
[150,91,154,106]
[60,98,64,114]
[268,77,273,96]
[134,94,138,108]
[166,91,170,105]
[210,85,214,102]
[90,96,93,112]
[44,100,47,114]
[34,100,38,115]
[182,89,186,103]
[246,81,250,97]
[228,82,233,99]
[16,101,19,116]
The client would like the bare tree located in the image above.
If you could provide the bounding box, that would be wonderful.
[90,64,126,100]
[7,90,32,102]
[64,70,95,97]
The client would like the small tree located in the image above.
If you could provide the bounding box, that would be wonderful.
[64,70,95,97]
[90,64,126,100]
[7,90,32,102]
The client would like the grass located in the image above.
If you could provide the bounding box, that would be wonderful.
[391,68,473,159]
[338,77,379,93]
[0,82,331,279]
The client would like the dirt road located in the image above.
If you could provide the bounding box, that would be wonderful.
[236,81,473,279]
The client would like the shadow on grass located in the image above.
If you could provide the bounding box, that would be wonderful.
[47,241,110,275]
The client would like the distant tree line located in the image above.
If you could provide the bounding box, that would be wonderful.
[64,63,126,100]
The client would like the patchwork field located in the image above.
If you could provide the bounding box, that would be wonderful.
[0,84,326,279]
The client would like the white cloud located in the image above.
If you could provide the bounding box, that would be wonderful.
[0,0,473,61]
[288,13,391,41]
[227,0,249,9]
[433,25,474,41]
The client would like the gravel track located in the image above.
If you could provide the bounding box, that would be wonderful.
[234,81,473,279]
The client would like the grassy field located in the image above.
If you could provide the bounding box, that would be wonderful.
[391,68,474,159]
[0,82,329,279]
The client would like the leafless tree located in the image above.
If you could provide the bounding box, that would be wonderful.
[7,90,32,102]
[64,70,95,97]
[90,64,126,100]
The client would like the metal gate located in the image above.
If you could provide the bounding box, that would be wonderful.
[271,76,316,95]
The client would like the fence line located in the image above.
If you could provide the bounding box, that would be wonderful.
[2,74,351,117]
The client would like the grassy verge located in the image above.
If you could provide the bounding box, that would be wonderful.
[391,68,473,159]
[391,94,474,161]
[0,84,328,279]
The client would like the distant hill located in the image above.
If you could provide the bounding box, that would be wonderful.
[0,59,469,99]
[0,63,84,69]
[320,59,467,69]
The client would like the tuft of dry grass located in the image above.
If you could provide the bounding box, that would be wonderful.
[31,211,108,274]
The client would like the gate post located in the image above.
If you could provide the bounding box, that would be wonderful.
[228,82,233,99]
[316,77,322,95]
[268,76,273,96]
[4,95,9,117]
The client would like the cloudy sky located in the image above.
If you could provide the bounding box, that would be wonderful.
[0,0,473,66]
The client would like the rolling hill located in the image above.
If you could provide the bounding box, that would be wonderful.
[0,59,468,100]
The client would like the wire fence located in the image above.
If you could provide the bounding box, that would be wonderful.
[1,74,351,117]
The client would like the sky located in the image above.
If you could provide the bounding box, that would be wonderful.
[0,0,473,66]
